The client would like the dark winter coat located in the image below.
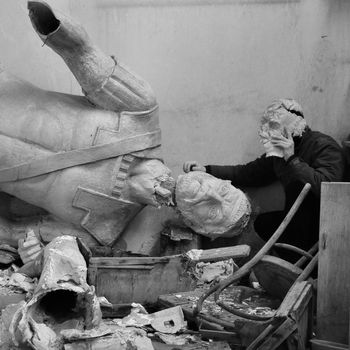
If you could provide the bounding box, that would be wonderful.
[205,127,346,251]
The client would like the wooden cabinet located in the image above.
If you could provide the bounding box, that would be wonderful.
[317,182,350,345]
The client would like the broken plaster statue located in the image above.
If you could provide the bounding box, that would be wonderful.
[2,235,154,350]
[9,235,102,349]
[0,1,174,248]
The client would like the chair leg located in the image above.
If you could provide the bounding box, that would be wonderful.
[256,318,297,350]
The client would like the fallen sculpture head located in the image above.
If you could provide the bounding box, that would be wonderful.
[175,171,251,238]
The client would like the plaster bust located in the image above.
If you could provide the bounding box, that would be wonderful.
[175,171,251,238]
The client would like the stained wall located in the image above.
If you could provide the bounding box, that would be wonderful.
[0,0,349,251]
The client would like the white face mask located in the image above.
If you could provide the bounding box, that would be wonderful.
[259,100,306,157]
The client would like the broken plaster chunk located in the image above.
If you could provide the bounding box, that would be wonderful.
[113,302,151,328]
[252,281,262,290]
[150,306,187,334]
[162,226,194,241]
[17,229,42,265]
[9,236,103,350]
[29,320,59,350]
[120,309,153,328]
[185,249,203,261]
[0,301,26,349]
[63,326,154,350]
[130,303,148,314]
[61,325,114,342]
[154,332,201,346]
[98,296,113,308]
[0,269,30,311]
[0,244,19,265]
[8,272,36,294]
[194,259,238,283]
[117,305,187,334]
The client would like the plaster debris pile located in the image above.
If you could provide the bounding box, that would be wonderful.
[6,236,102,349]
[193,259,238,283]
[0,267,35,307]
[0,245,19,265]
[0,236,230,350]
[0,236,158,350]
[111,303,228,349]
[115,304,186,333]
[174,285,279,319]
[185,249,240,283]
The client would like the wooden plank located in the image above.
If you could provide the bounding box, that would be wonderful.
[246,324,275,350]
[257,318,297,350]
[89,256,173,266]
[87,265,97,286]
[310,339,348,349]
[289,284,313,321]
[89,245,250,267]
[276,281,312,319]
[93,265,154,270]
[317,183,350,344]
[198,329,241,345]
[294,303,310,350]
[191,245,250,262]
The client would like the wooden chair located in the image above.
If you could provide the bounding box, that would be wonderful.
[193,183,317,349]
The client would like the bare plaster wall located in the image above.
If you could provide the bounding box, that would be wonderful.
[0,0,349,251]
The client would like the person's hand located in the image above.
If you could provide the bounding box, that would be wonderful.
[183,161,206,173]
[270,130,295,161]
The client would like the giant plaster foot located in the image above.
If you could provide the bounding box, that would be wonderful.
[28,0,156,112]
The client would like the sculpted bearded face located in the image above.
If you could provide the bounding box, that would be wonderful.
[259,98,306,157]
[175,171,251,238]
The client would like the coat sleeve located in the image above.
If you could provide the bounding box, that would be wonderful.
[276,142,345,197]
[206,155,277,187]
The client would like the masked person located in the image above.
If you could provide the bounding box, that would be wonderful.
[183,98,346,261]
